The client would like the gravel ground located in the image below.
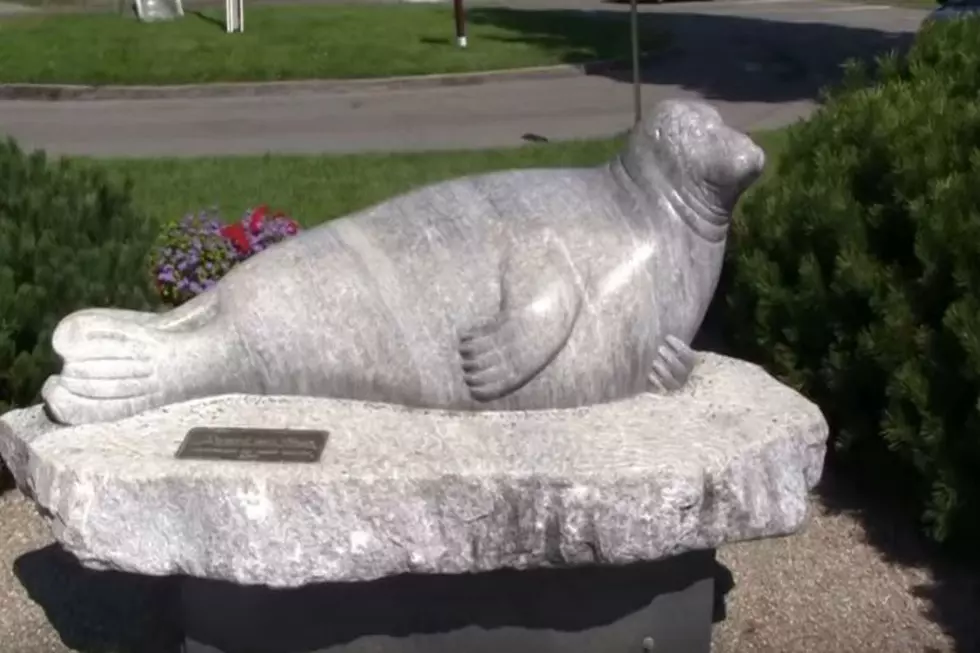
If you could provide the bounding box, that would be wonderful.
[711,472,979,653]
[1,469,977,653]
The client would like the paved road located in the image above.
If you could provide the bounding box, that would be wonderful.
[0,0,37,12]
[0,0,928,157]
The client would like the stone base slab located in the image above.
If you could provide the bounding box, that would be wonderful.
[0,353,828,587]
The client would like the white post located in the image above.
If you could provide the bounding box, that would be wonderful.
[225,0,243,33]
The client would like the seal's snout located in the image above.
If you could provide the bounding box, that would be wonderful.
[706,129,766,211]
[732,136,766,191]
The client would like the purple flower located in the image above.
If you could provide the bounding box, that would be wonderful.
[149,209,239,307]
[149,206,302,308]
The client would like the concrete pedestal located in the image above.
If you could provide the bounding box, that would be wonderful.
[181,549,719,653]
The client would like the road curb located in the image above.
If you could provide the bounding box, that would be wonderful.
[0,55,659,102]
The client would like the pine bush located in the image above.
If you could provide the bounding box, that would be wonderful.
[0,138,156,415]
[723,16,980,549]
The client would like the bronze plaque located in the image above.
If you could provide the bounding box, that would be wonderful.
[175,427,328,463]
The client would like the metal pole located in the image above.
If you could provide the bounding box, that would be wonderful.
[453,0,467,48]
[630,0,642,125]
[225,0,243,33]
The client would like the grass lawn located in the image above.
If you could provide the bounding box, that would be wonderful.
[91,129,789,228]
[0,4,667,85]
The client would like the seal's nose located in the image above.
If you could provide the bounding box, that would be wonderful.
[732,135,765,191]
[738,135,765,175]
[710,131,766,210]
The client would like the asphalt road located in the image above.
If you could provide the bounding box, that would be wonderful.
[0,0,928,157]
[0,1,35,12]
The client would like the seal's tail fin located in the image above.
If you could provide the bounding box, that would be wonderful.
[41,293,219,425]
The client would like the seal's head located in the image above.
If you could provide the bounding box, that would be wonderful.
[621,100,765,225]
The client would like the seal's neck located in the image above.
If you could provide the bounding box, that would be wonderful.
[610,145,730,245]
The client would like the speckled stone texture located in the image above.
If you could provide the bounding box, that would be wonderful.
[1,353,828,588]
[41,100,765,426]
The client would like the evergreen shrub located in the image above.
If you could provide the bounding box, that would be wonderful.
[0,138,155,417]
[723,16,980,549]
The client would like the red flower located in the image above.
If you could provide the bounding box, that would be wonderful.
[248,205,268,235]
[220,223,252,255]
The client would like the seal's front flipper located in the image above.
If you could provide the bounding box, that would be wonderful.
[647,335,699,394]
[459,237,584,401]
[41,293,219,425]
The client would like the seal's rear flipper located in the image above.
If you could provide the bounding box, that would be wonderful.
[647,335,699,394]
[41,293,220,425]
[459,234,584,401]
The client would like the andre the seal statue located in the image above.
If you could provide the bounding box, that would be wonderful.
[42,100,765,426]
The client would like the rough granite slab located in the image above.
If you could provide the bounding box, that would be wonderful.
[0,353,828,588]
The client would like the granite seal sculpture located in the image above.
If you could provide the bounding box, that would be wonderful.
[41,100,765,426]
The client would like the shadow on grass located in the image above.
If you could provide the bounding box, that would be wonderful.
[695,296,980,653]
[420,36,451,45]
[466,6,917,103]
[189,9,225,30]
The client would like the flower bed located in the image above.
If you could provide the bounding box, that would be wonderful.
[149,205,300,307]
